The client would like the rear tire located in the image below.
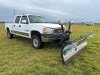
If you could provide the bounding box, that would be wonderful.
[32,35,43,49]
[7,30,13,39]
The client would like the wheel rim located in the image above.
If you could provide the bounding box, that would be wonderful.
[33,38,39,47]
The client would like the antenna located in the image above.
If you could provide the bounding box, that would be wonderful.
[14,10,16,17]
[31,9,32,14]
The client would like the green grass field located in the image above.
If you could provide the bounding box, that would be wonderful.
[0,23,100,75]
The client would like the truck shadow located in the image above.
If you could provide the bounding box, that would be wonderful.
[13,35,60,50]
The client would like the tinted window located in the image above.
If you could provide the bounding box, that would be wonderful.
[21,16,28,24]
[15,16,21,23]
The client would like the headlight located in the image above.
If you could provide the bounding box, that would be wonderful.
[43,27,54,34]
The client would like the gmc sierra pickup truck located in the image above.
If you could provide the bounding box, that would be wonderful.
[5,14,66,49]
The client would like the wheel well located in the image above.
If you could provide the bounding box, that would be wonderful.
[31,31,41,39]
[6,27,9,31]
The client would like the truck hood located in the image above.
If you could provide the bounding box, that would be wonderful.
[31,23,64,28]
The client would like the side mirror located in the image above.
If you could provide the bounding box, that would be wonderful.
[58,20,64,25]
[21,20,27,24]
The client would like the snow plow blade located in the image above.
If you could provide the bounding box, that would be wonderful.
[61,33,93,65]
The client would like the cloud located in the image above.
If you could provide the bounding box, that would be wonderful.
[0,0,100,22]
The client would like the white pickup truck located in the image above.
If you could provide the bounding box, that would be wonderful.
[5,14,66,49]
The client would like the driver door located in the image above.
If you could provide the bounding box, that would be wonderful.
[19,16,29,37]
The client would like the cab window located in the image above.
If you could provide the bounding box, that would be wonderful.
[15,16,21,23]
[21,16,28,24]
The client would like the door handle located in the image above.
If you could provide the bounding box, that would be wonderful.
[19,25,21,27]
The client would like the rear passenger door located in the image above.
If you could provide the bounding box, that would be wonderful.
[12,16,21,32]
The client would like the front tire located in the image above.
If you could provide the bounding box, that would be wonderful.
[7,30,13,39]
[32,35,43,49]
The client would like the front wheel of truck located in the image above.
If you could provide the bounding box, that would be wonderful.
[32,35,43,49]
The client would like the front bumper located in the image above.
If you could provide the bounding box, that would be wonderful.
[41,33,67,42]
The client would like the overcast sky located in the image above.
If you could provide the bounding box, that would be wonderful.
[0,0,100,22]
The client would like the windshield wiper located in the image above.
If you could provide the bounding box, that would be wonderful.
[42,22,49,23]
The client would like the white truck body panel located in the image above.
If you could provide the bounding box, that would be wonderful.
[31,23,62,28]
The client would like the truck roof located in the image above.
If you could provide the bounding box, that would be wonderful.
[15,14,42,17]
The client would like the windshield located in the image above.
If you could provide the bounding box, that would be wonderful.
[29,15,49,23]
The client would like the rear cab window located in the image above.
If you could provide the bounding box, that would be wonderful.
[15,16,21,23]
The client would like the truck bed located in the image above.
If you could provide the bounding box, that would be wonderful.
[5,22,13,31]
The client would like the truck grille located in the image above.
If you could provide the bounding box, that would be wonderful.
[54,29,63,34]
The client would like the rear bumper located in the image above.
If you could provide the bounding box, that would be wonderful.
[41,34,66,42]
